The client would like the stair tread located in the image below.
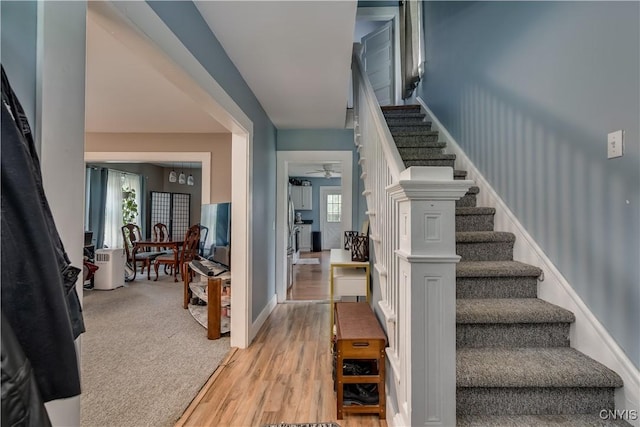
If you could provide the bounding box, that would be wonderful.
[457,414,633,426]
[454,170,468,178]
[457,231,516,242]
[400,153,456,160]
[457,347,623,388]
[466,186,480,194]
[381,105,420,111]
[390,130,440,137]
[457,261,543,277]
[384,118,432,126]
[383,112,425,119]
[395,141,446,148]
[456,207,496,216]
[388,121,432,126]
[457,298,575,324]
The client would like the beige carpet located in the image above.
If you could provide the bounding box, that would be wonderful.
[80,275,230,427]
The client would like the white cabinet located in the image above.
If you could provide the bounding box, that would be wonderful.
[291,185,312,210]
[298,224,312,252]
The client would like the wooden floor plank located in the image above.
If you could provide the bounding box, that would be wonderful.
[176,251,387,427]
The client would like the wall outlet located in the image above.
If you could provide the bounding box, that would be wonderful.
[607,130,624,159]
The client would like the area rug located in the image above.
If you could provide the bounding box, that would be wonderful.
[262,424,340,427]
[295,258,320,265]
[81,276,230,427]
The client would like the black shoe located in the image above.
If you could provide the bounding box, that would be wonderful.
[342,383,378,406]
[343,360,373,376]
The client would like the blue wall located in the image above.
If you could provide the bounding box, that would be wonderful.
[148,1,278,322]
[1,1,38,150]
[290,177,341,231]
[420,1,640,367]
[277,129,368,231]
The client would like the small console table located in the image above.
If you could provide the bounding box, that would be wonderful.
[329,249,370,342]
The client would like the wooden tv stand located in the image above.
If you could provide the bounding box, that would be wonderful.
[334,302,386,420]
[183,261,231,340]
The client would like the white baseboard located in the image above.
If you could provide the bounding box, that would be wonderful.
[417,97,640,426]
[250,294,277,342]
[385,399,410,427]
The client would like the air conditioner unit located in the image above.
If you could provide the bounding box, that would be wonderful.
[94,248,125,290]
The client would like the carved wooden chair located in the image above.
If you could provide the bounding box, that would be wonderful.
[154,224,200,282]
[152,223,170,245]
[152,222,173,275]
[122,223,159,280]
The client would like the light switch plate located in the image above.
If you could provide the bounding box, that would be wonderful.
[608,130,623,159]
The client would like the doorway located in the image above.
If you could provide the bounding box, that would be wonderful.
[276,151,353,303]
[85,1,252,349]
[320,186,343,250]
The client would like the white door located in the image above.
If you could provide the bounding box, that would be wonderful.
[320,187,342,250]
[362,20,394,106]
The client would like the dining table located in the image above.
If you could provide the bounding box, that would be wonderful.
[132,240,181,281]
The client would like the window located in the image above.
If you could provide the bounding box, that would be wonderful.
[103,170,141,249]
[327,194,342,223]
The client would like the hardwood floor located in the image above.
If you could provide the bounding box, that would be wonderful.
[176,250,388,427]
[287,250,331,301]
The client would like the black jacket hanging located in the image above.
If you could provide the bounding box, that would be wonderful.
[1,311,52,427]
[1,64,83,402]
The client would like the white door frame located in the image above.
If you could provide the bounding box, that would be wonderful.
[89,1,254,349]
[276,151,352,303]
[319,186,343,250]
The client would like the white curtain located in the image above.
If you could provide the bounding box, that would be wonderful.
[103,171,142,248]
[103,171,124,249]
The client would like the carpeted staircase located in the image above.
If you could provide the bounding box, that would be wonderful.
[381,105,629,426]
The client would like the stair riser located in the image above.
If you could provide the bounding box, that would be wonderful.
[457,194,477,208]
[457,323,571,348]
[389,124,435,132]
[404,159,456,168]
[457,277,538,299]
[454,172,468,180]
[395,141,446,150]
[457,387,616,415]
[398,147,446,158]
[457,242,514,261]
[382,112,425,119]
[392,134,440,144]
[456,214,495,232]
[387,119,431,131]
[384,114,431,123]
[382,107,421,115]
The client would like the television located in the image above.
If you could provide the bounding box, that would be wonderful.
[200,203,231,267]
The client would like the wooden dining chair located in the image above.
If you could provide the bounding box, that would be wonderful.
[152,222,172,274]
[122,223,159,280]
[152,223,170,245]
[154,224,201,282]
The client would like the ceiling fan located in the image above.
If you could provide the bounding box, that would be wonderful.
[306,164,337,178]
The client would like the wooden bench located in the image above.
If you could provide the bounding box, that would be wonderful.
[334,302,386,420]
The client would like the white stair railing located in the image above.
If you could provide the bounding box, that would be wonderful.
[352,49,473,427]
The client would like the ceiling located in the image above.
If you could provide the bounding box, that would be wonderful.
[194,1,358,129]
[85,8,227,133]
[85,2,359,173]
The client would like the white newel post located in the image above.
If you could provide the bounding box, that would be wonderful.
[388,167,472,427]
